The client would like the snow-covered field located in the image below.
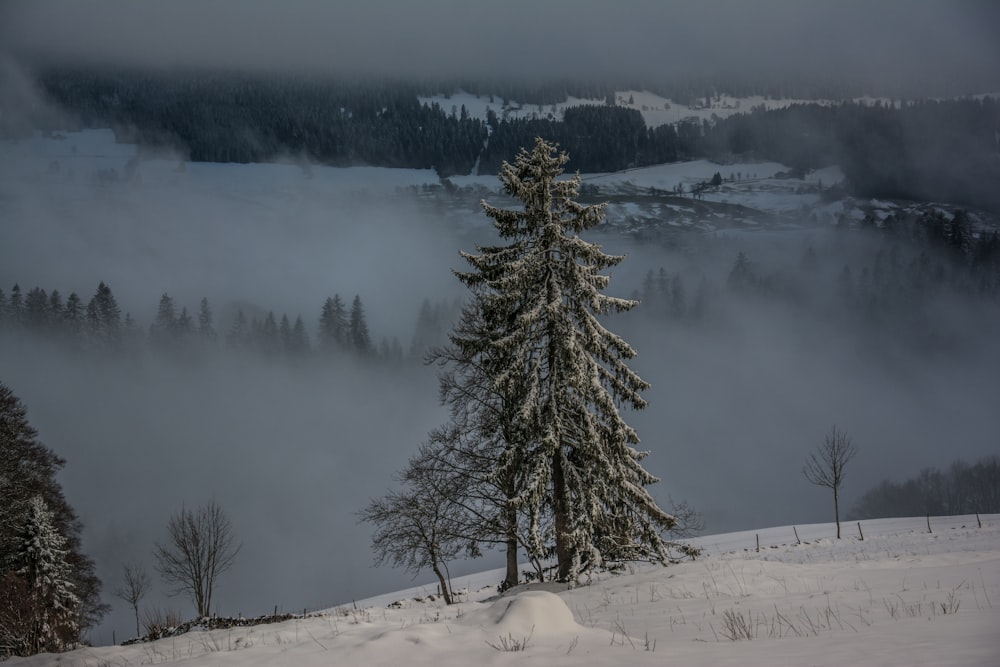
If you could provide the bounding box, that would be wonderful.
[11,515,998,666]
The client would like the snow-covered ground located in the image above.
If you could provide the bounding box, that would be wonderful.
[10,515,998,666]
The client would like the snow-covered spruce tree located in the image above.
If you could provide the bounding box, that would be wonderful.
[456,137,679,581]
[12,496,81,655]
[0,382,106,653]
[428,302,536,590]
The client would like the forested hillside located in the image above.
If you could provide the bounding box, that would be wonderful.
[14,69,999,211]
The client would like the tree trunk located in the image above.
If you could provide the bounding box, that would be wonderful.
[553,449,572,581]
[430,558,453,605]
[503,502,519,590]
[834,486,841,539]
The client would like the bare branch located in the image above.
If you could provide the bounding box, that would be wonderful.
[153,501,241,618]
[113,561,151,638]
[802,425,858,538]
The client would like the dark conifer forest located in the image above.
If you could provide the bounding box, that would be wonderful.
[20,69,1000,212]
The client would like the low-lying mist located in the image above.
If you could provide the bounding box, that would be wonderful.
[2,131,999,646]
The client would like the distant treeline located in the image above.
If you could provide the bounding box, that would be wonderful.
[851,456,1000,519]
[36,71,488,177]
[701,99,1000,213]
[631,207,1000,355]
[0,281,459,366]
[26,69,1000,210]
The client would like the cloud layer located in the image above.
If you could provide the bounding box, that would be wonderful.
[2,1,998,92]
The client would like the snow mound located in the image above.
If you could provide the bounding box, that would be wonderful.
[474,590,580,637]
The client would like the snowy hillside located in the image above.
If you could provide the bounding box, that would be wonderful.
[10,515,999,667]
[418,89,897,129]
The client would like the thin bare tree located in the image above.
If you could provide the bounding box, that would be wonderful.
[803,425,858,538]
[358,463,468,605]
[112,561,151,639]
[153,502,241,618]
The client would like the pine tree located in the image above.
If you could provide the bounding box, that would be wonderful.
[429,304,536,589]
[13,496,80,654]
[289,315,311,357]
[455,138,678,581]
[175,307,194,346]
[149,293,177,350]
[24,288,50,331]
[85,282,121,351]
[318,295,348,353]
[279,314,293,354]
[48,290,63,322]
[727,251,755,293]
[62,293,84,337]
[8,284,24,328]
[0,382,106,652]
[197,297,218,344]
[226,309,250,351]
[349,295,372,355]
[257,312,280,357]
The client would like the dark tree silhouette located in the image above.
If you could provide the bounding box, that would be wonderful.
[803,425,858,538]
[153,502,241,618]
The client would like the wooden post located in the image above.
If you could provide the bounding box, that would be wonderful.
[857,522,864,541]
[977,512,982,529]
[756,533,760,553]
[793,526,801,545]
[926,515,932,534]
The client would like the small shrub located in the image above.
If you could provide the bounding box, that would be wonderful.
[486,626,533,652]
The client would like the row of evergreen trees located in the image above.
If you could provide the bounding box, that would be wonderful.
[37,70,488,177]
[851,456,1000,519]
[28,69,1000,211]
[634,207,1000,337]
[0,283,459,364]
[0,383,107,657]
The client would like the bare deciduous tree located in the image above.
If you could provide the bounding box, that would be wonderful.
[803,425,858,538]
[153,502,241,618]
[113,561,151,639]
[358,463,469,605]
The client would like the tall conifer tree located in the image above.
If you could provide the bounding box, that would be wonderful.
[14,496,80,654]
[455,138,677,580]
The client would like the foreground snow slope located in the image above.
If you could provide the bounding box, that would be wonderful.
[14,515,999,666]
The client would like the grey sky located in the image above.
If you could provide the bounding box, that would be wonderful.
[2,0,998,92]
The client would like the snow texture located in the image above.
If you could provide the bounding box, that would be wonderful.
[8,515,999,666]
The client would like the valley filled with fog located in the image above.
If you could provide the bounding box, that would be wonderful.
[3,127,999,645]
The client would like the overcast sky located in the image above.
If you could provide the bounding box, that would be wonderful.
[2,0,999,92]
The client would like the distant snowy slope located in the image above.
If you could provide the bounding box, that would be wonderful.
[417,89,898,129]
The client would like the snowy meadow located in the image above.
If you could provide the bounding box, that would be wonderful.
[8,515,999,666]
